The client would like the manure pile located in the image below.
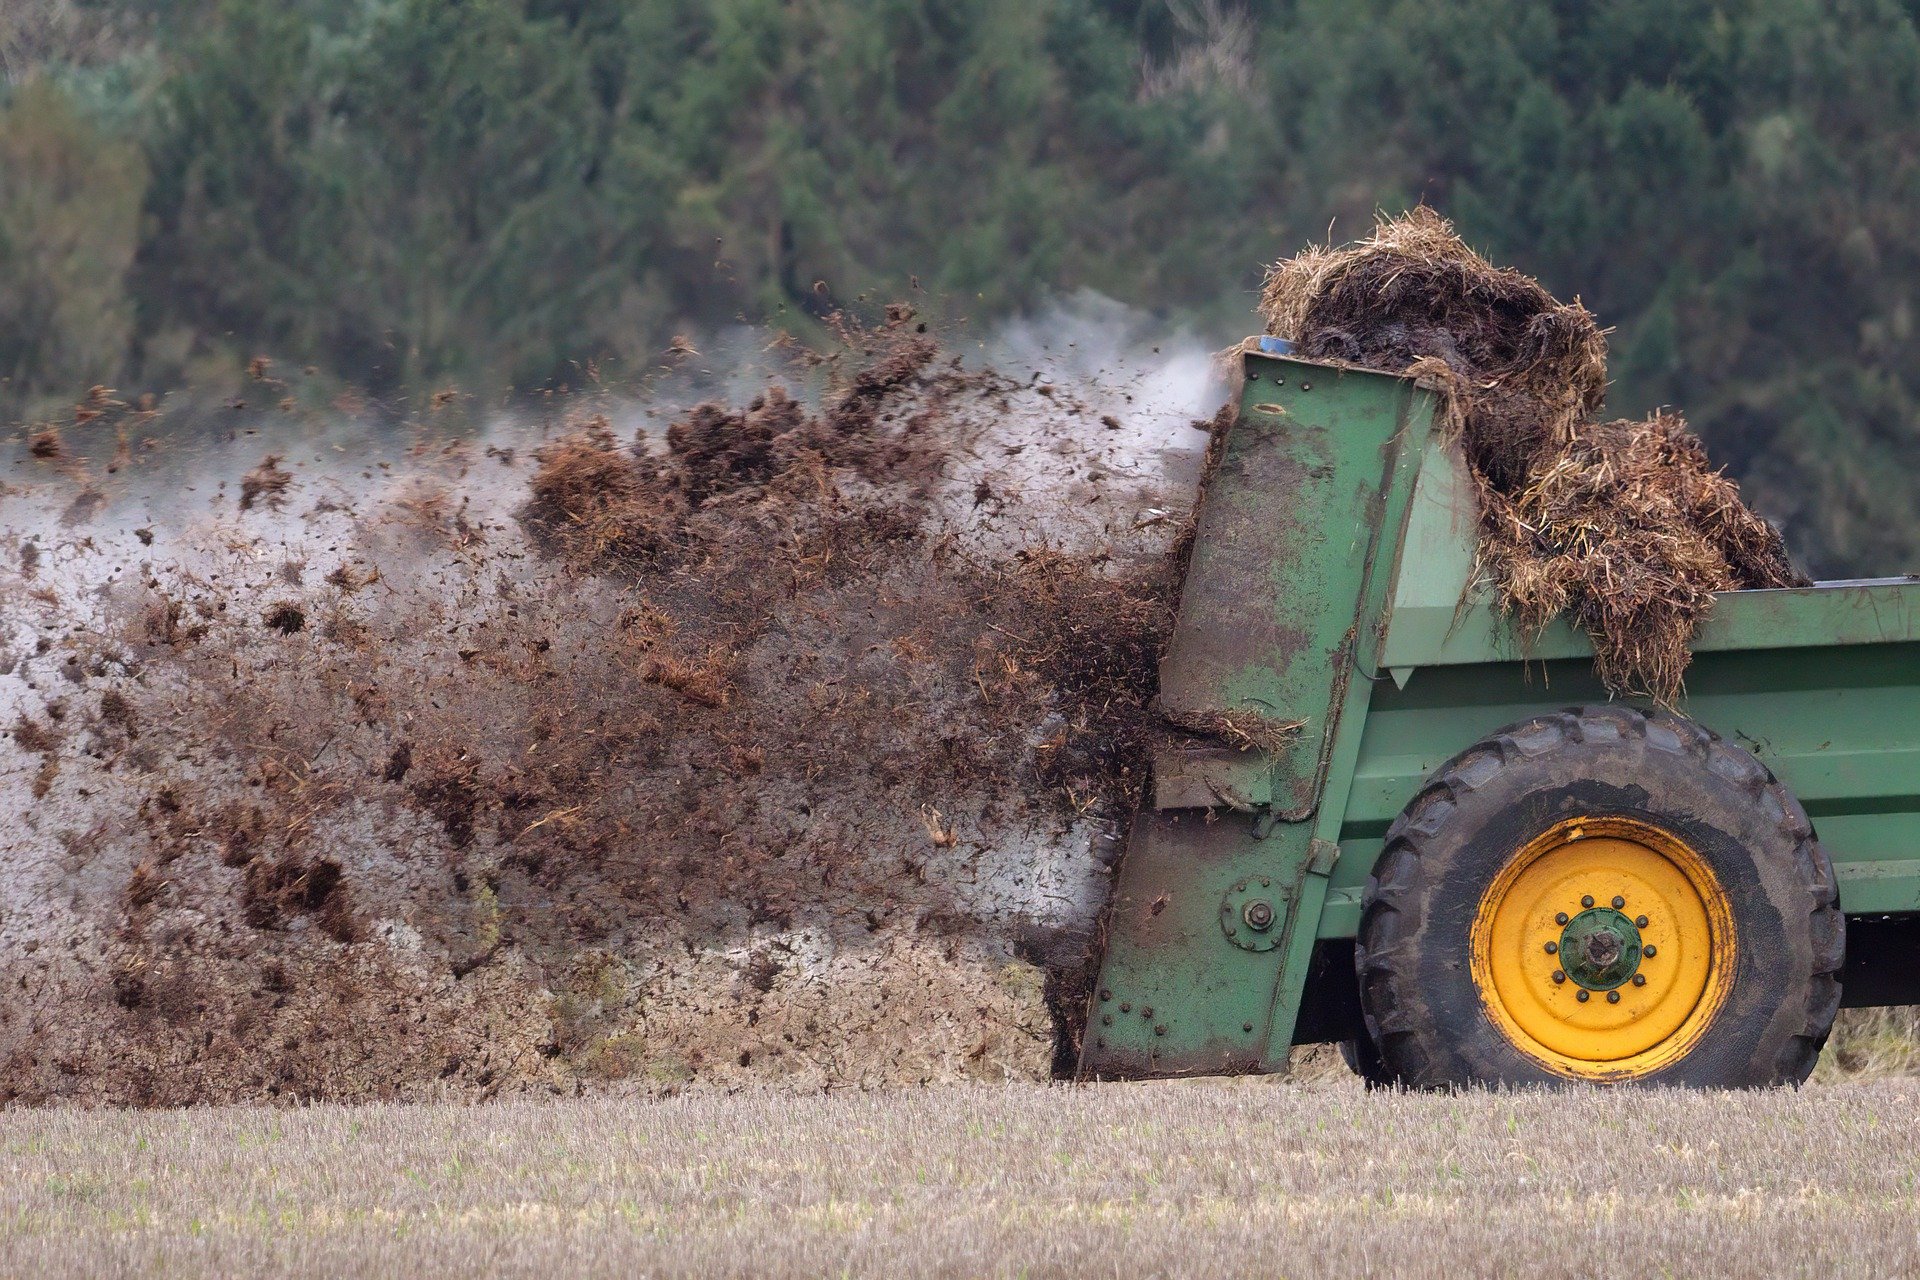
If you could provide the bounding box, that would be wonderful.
[0,309,1206,1103]
[1264,208,1801,699]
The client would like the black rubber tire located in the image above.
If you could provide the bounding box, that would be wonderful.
[1355,705,1843,1089]
[1338,1034,1393,1089]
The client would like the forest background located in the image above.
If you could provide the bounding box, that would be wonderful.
[5,0,1920,576]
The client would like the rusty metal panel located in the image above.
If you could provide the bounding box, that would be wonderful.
[1157,357,1433,818]
[1082,353,1440,1079]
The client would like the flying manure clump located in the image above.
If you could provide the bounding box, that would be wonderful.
[1260,207,1802,700]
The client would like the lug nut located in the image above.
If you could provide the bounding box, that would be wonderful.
[1633,974,1647,986]
[1544,941,1558,954]
[1582,895,1595,908]
[1612,896,1626,909]
[1607,990,1621,1003]
[1555,912,1569,925]
[1577,990,1591,1002]
[1636,916,1649,928]
[1643,945,1657,958]
[1552,971,1566,984]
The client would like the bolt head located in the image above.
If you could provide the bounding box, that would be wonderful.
[1142,1006,1153,1018]
[1582,895,1595,908]
[1636,916,1649,928]
[1577,990,1590,1002]
[1243,1022,1254,1033]
[1552,970,1566,984]
[1544,941,1558,954]
[1154,1024,1167,1036]
[1101,1014,1112,1026]
[1243,900,1275,931]
[1632,974,1647,987]
[1120,1002,1131,1013]
[1612,896,1626,909]
[1643,945,1657,958]
[1607,990,1621,1003]
[1099,989,1112,1002]
[1555,912,1569,925]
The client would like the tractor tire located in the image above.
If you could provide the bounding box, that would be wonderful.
[1355,705,1842,1088]
[1338,1034,1390,1088]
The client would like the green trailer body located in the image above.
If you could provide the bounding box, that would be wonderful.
[1081,348,1920,1082]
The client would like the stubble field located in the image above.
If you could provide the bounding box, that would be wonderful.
[4,1068,1920,1278]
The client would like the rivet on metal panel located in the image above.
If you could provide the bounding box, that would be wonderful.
[1101,1014,1112,1026]
[1154,1025,1167,1036]
[1099,989,1112,1001]
[1120,1002,1132,1013]
[1142,1006,1154,1018]
[1242,1022,1254,1033]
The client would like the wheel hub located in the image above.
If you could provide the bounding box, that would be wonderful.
[1558,907,1642,990]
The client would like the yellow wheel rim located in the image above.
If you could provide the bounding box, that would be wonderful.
[1469,816,1736,1081]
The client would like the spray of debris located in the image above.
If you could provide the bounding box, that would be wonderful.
[0,301,1215,1103]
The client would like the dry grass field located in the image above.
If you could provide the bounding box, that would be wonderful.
[5,1067,1920,1278]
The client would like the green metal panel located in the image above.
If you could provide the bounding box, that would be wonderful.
[1080,355,1437,1078]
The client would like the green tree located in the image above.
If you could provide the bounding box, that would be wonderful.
[0,77,147,415]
